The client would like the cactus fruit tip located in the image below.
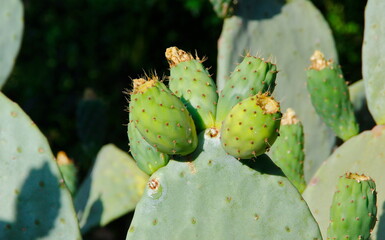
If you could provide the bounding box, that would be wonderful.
[281,108,299,125]
[56,151,73,166]
[255,94,280,114]
[165,46,194,67]
[310,50,332,70]
[132,77,157,94]
[344,172,372,183]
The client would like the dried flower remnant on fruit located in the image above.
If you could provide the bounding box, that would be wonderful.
[132,77,157,94]
[281,108,299,125]
[309,50,333,70]
[165,47,194,67]
[255,94,280,114]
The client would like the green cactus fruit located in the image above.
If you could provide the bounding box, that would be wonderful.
[327,173,377,240]
[0,92,81,240]
[75,144,148,234]
[165,47,217,132]
[303,125,385,239]
[216,54,277,127]
[56,151,78,195]
[217,0,338,182]
[125,130,322,240]
[128,122,169,175]
[306,50,359,141]
[363,0,385,125]
[270,108,306,193]
[209,0,237,18]
[129,76,198,155]
[220,93,281,159]
[0,0,23,89]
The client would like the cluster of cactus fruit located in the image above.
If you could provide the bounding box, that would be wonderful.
[127,47,281,174]
[2,0,385,239]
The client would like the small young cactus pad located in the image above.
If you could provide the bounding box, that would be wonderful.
[306,50,359,141]
[166,47,217,132]
[327,173,377,240]
[270,108,306,193]
[220,93,281,159]
[128,76,198,155]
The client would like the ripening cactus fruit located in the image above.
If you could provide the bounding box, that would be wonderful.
[327,172,377,240]
[306,50,359,141]
[220,93,281,159]
[165,47,217,133]
[56,151,78,195]
[270,108,306,193]
[216,54,278,127]
[128,123,169,175]
[128,76,198,155]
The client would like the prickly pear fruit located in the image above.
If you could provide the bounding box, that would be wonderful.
[220,93,281,159]
[56,151,78,195]
[327,173,377,240]
[165,47,217,132]
[128,123,169,175]
[216,54,277,127]
[270,108,306,193]
[128,76,198,155]
[306,50,359,141]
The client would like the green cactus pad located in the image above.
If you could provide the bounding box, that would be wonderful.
[0,93,81,240]
[75,144,148,234]
[327,173,377,240]
[216,54,277,127]
[209,0,237,18]
[129,76,198,155]
[306,50,359,141]
[270,108,306,193]
[56,151,78,195]
[128,123,169,175]
[166,47,217,132]
[217,0,337,181]
[0,0,23,89]
[125,130,322,240]
[363,0,385,125]
[220,94,281,159]
[303,125,385,239]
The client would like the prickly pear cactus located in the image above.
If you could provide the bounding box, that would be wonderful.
[327,173,377,240]
[306,50,359,141]
[303,125,385,240]
[0,0,23,89]
[363,0,385,125]
[217,0,338,181]
[75,144,148,234]
[0,93,81,240]
[125,131,322,240]
[220,93,281,158]
[166,47,218,132]
[128,76,198,155]
[270,108,306,193]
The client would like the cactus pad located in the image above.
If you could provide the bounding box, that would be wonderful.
[0,0,23,89]
[125,131,322,240]
[166,47,217,132]
[0,93,81,240]
[220,93,281,158]
[129,76,198,155]
[75,144,148,233]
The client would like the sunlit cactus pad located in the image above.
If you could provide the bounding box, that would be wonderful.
[126,131,322,240]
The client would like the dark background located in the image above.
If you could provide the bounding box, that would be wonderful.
[2,0,367,239]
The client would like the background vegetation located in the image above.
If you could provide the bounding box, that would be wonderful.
[2,0,367,239]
